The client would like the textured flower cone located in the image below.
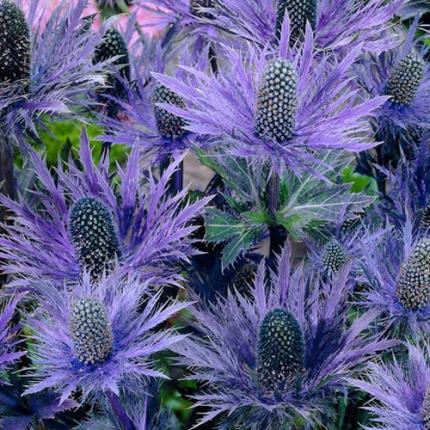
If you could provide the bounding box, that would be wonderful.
[422,388,430,430]
[396,239,430,310]
[255,59,297,143]
[322,240,348,273]
[69,197,121,280]
[153,85,188,140]
[257,308,304,392]
[229,262,257,292]
[190,0,214,18]
[96,0,132,11]
[70,298,113,365]
[275,0,317,42]
[0,0,31,85]
[93,28,130,94]
[385,53,425,105]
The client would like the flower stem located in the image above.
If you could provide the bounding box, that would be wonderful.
[0,133,15,221]
[268,173,287,259]
[106,391,136,430]
[160,155,183,195]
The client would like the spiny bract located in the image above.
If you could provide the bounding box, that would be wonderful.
[0,0,31,85]
[396,239,430,310]
[190,0,214,18]
[70,298,113,366]
[422,387,430,430]
[153,85,188,140]
[385,53,425,106]
[257,308,304,392]
[69,197,120,279]
[93,28,130,83]
[275,0,317,42]
[322,240,348,273]
[255,58,297,143]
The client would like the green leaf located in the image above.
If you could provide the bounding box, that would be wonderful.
[243,210,270,224]
[341,166,378,194]
[205,208,244,242]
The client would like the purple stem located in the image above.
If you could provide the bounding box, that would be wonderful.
[106,391,136,430]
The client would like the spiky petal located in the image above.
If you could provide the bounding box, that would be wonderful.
[153,85,188,140]
[0,0,31,85]
[69,197,120,279]
[396,239,430,310]
[255,59,297,143]
[385,53,425,106]
[190,0,214,18]
[257,308,304,392]
[275,0,317,41]
[70,298,113,366]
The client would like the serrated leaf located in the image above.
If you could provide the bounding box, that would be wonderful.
[205,208,244,242]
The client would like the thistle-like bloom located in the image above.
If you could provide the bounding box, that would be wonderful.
[354,26,430,151]
[0,0,109,134]
[153,19,385,172]
[350,342,430,430]
[0,296,24,378]
[101,36,213,163]
[376,135,430,229]
[360,217,430,336]
[0,129,211,290]
[173,244,395,429]
[208,0,401,55]
[23,271,189,403]
[309,209,384,278]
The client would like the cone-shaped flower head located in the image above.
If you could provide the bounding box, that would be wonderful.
[152,84,188,140]
[255,58,297,143]
[69,197,121,279]
[396,239,430,311]
[0,0,31,85]
[275,0,317,41]
[257,308,304,392]
[70,298,113,366]
[322,240,348,274]
[423,388,430,430]
[385,52,425,106]
[93,27,130,90]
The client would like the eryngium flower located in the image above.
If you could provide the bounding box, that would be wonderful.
[209,0,401,55]
[257,308,304,392]
[360,218,430,336]
[154,20,385,172]
[23,272,189,403]
[275,0,317,41]
[321,239,348,274]
[173,243,395,428]
[385,53,425,105]
[0,0,31,85]
[100,37,210,163]
[350,342,430,430]
[396,239,430,310]
[93,27,130,83]
[0,0,109,133]
[152,84,188,140]
[354,28,430,143]
[255,59,297,142]
[0,295,24,377]
[69,198,121,279]
[0,129,211,290]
